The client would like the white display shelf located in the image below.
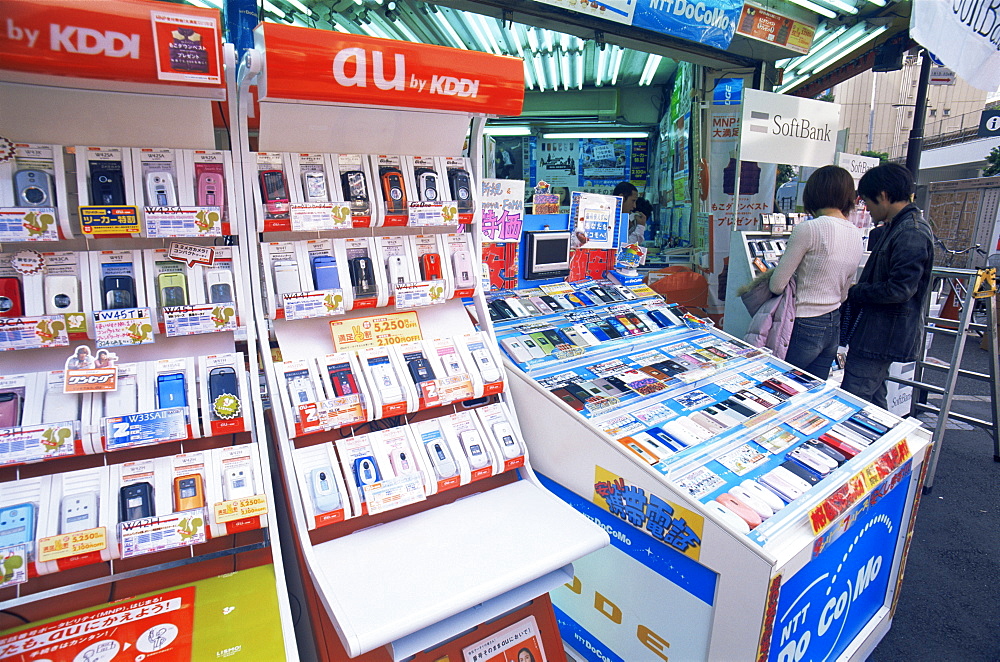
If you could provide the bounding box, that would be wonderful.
[310,479,605,657]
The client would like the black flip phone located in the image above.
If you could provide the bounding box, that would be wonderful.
[448,168,473,213]
[348,257,377,297]
[340,170,370,214]
[102,275,136,310]
[88,161,127,205]
[119,482,154,522]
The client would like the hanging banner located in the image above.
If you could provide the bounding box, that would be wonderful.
[740,89,840,169]
[0,0,224,96]
[735,2,815,54]
[255,24,524,115]
[632,0,742,50]
[911,0,1000,92]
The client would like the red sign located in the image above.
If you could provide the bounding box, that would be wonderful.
[0,0,224,96]
[256,23,525,116]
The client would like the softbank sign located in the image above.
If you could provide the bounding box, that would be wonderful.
[740,89,841,168]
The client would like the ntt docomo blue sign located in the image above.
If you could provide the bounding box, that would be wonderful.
[632,0,742,50]
[767,468,911,662]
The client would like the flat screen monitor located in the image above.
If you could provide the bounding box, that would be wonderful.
[524,230,571,280]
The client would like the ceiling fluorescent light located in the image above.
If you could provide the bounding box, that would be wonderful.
[575,50,584,90]
[186,0,212,7]
[785,24,848,74]
[434,13,468,49]
[561,51,571,91]
[523,59,536,90]
[485,126,532,136]
[284,0,312,15]
[262,1,285,18]
[596,46,608,86]
[809,24,886,74]
[639,54,663,86]
[542,132,649,139]
[527,27,540,52]
[546,54,559,90]
[787,0,836,19]
[543,29,554,52]
[532,55,548,91]
[466,14,497,54]
[867,0,886,5]
[817,0,858,15]
[610,47,624,86]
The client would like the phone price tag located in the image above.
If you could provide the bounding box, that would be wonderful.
[104,408,189,451]
[315,395,366,430]
[214,494,268,524]
[394,281,445,309]
[434,374,475,405]
[163,303,238,336]
[0,544,28,587]
[93,308,154,348]
[0,422,76,466]
[79,206,141,235]
[38,527,107,562]
[363,474,426,515]
[0,316,70,351]
[119,509,206,558]
[407,201,451,226]
[283,289,345,320]
[143,206,222,237]
[289,202,352,231]
[0,208,59,241]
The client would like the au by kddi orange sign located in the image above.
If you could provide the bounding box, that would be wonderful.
[0,0,224,95]
[255,23,525,116]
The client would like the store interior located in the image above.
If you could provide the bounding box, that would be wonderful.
[0,0,983,661]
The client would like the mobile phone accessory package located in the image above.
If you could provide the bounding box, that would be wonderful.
[0,142,73,239]
[199,353,248,435]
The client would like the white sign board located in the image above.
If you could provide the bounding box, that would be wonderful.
[929,66,956,85]
[740,89,840,168]
[837,152,879,185]
[912,1,1000,92]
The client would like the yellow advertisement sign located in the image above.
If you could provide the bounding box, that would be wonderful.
[329,311,422,351]
[214,494,269,524]
[593,465,705,561]
[38,527,107,562]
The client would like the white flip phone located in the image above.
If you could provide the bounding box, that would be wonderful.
[572,324,601,347]
[146,171,177,206]
[303,171,329,202]
[472,348,502,383]
[205,269,235,304]
[452,250,475,288]
[309,466,342,513]
[224,468,256,500]
[43,388,79,423]
[520,337,547,360]
[44,275,80,314]
[386,255,407,287]
[501,337,534,363]
[504,298,531,318]
[367,358,403,404]
[103,376,139,418]
[273,260,301,295]
[492,422,522,460]
[426,440,458,478]
[60,492,99,534]
[460,430,491,470]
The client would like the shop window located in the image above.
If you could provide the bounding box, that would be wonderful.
[944,108,951,116]
[929,109,937,117]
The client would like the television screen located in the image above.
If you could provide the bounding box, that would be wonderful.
[525,230,571,280]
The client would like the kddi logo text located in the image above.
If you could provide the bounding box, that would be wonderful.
[772,115,833,142]
[647,0,732,29]
[332,47,480,98]
[51,25,140,58]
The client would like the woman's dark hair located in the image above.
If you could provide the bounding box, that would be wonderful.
[612,181,638,198]
[802,165,856,217]
[516,648,536,662]
[857,163,914,204]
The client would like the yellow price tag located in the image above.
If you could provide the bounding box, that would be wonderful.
[214,494,269,524]
[38,527,107,562]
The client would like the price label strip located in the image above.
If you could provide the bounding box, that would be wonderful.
[214,494,269,524]
[363,474,426,515]
[93,308,154,348]
[143,206,222,237]
[119,508,207,558]
[38,527,107,562]
[104,408,189,451]
[282,289,345,320]
[0,316,70,351]
[0,423,76,467]
[162,303,238,336]
[0,208,59,241]
[329,311,422,352]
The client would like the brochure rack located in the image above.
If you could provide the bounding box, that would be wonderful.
[494,282,932,661]
[236,24,607,659]
[0,2,296,656]
[723,230,792,340]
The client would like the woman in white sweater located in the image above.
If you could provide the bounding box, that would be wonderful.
[769,165,864,379]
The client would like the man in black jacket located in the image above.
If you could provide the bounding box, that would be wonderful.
[842,164,934,408]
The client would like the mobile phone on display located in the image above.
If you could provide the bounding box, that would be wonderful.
[327,363,359,396]
[460,430,491,470]
[173,474,205,511]
[349,257,377,297]
[340,170,370,214]
[425,441,458,479]
[208,367,239,403]
[44,275,80,314]
[119,482,154,522]
[0,391,23,428]
[88,160,126,205]
[309,466,342,512]
[259,170,290,217]
[416,169,439,201]
[303,171,329,202]
[206,269,235,303]
[224,468,255,500]
[0,278,25,318]
[60,493,98,534]
[311,255,340,290]
[157,272,188,307]
[196,171,224,207]
[14,169,53,207]
[156,372,187,408]
[102,275,136,310]
[0,503,35,548]
[380,168,407,213]
[145,172,177,206]
[420,253,443,280]
[448,168,473,213]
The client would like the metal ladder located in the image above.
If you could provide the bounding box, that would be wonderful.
[887,267,1000,493]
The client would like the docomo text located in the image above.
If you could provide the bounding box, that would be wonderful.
[332,47,481,99]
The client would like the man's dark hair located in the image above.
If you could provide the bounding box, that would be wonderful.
[612,181,638,198]
[803,165,856,216]
[634,197,653,217]
[857,163,914,204]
